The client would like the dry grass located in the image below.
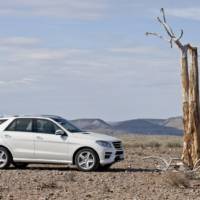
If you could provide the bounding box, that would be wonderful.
[165,142,182,148]
[119,134,182,149]
[145,141,161,148]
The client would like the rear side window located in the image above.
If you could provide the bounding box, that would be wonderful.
[35,119,60,134]
[0,119,7,125]
[6,119,33,132]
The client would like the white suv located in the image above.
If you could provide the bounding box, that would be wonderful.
[0,115,124,171]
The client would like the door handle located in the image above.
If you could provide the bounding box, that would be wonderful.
[4,134,11,138]
[36,136,43,140]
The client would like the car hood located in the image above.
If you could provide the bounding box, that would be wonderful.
[71,131,120,142]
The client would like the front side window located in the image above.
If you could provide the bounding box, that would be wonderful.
[52,118,82,133]
[6,119,32,132]
[35,119,60,134]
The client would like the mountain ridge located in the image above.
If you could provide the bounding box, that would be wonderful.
[70,116,183,136]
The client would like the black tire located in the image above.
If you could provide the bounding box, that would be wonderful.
[13,162,28,169]
[75,148,99,172]
[0,147,12,169]
[99,163,113,171]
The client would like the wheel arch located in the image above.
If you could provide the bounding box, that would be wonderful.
[72,146,100,165]
[0,145,13,160]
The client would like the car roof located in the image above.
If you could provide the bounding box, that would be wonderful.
[0,115,66,120]
[0,118,9,120]
[40,115,64,119]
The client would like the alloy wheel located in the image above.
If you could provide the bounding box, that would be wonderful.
[77,151,95,170]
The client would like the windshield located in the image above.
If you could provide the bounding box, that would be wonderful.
[52,117,82,133]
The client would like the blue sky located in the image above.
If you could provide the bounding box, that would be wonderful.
[0,0,200,121]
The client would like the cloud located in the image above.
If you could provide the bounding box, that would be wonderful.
[0,37,90,62]
[0,0,107,20]
[167,7,200,21]
[0,37,40,46]
[0,34,181,119]
[0,78,36,88]
[108,47,162,54]
[0,36,179,93]
[0,47,90,62]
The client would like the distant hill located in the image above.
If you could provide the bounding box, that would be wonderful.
[112,118,182,135]
[70,116,183,136]
[70,119,115,134]
[163,117,183,130]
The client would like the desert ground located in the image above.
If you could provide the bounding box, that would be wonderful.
[0,135,200,200]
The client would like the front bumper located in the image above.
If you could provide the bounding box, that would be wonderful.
[99,148,125,165]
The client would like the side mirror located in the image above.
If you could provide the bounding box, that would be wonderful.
[55,129,65,136]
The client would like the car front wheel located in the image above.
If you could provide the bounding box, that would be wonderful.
[75,148,99,171]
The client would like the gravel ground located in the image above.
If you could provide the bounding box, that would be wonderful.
[0,136,200,200]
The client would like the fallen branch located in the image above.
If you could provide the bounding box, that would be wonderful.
[143,156,186,171]
[143,155,200,175]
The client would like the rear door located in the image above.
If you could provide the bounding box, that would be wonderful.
[3,118,35,160]
[33,119,69,162]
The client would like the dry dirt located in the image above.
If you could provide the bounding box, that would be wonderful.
[0,135,200,200]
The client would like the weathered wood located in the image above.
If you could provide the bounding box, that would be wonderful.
[181,52,192,167]
[188,48,200,165]
[179,47,200,168]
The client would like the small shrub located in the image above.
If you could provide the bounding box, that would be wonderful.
[166,142,182,148]
[166,172,190,188]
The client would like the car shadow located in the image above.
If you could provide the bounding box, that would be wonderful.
[99,167,160,173]
[8,165,160,173]
[8,165,77,171]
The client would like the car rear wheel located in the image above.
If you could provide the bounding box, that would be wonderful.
[13,162,28,169]
[0,147,12,169]
[75,148,99,171]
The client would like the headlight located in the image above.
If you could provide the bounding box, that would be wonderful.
[96,140,112,148]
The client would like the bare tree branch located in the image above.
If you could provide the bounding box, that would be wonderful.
[143,156,185,171]
[160,8,166,23]
[146,8,184,50]
[160,8,175,37]
[193,159,200,169]
[145,32,170,42]
[177,29,184,41]
[157,17,174,39]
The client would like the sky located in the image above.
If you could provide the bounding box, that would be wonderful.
[0,0,200,121]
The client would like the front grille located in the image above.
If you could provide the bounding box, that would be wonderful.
[105,152,112,159]
[115,151,123,155]
[112,141,122,149]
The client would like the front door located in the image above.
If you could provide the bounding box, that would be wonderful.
[33,119,69,162]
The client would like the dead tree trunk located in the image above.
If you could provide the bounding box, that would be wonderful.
[146,8,200,168]
[187,47,200,166]
[181,49,192,167]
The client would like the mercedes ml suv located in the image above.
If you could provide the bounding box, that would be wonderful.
[0,115,124,171]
